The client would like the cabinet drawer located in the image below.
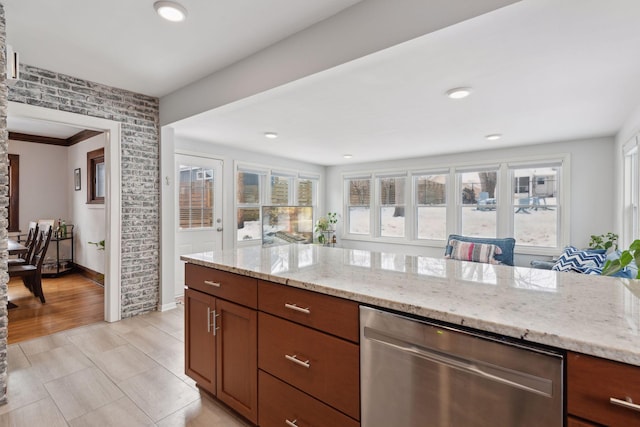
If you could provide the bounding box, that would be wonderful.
[568,352,640,426]
[258,280,359,342]
[185,264,257,308]
[259,370,359,427]
[258,312,360,420]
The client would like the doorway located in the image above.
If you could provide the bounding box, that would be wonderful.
[174,154,223,296]
[8,101,121,322]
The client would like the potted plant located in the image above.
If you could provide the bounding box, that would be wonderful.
[315,212,338,244]
[588,232,618,252]
[601,239,640,278]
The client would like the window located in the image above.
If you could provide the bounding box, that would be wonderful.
[458,169,497,238]
[236,165,319,243]
[87,148,105,204]
[271,174,294,205]
[378,176,406,237]
[178,165,214,229]
[297,178,315,206]
[237,170,263,241]
[8,154,19,232]
[342,156,567,252]
[415,173,447,240]
[510,165,560,248]
[623,140,639,247]
[346,177,371,235]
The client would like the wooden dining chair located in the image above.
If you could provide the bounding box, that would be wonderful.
[8,225,53,303]
[8,222,39,266]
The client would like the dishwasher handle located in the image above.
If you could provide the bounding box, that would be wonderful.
[364,326,554,398]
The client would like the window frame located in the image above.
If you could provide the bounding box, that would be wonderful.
[623,136,639,248]
[235,162,320,245]
[413,171,448,242]
[341,154,569,254]
[178,165,215,230]
[8,154,19,232]
[87,147,105,204]
[344,175,372,236]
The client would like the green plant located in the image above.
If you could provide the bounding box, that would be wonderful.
[601,239,640,278]
[588,232,618,251]
[315,212,338,244]
[89,240,105,250]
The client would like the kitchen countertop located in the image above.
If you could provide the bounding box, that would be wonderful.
[181,245,640,366]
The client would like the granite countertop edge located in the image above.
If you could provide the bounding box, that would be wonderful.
[182,251,640,367]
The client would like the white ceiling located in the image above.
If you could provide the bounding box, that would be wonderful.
[2,0,361,97]
[7,116,83,139]
[5,0,640,166]
[170,0,640,165]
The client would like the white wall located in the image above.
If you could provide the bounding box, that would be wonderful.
[8,136,106,274]
[69,134,106,274]
[9,139,68,232]
[326,136,615,266]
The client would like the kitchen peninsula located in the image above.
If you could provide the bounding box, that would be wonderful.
[182,245,640,426]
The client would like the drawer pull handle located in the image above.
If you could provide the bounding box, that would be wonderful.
[285,354,310,368]
[284,303,311,314]
[285,419,298,427]
[610,396,640,412]
[212,310,220,336]
[204,280,221,288]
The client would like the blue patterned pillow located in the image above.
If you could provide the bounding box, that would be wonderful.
[552,246,606,273]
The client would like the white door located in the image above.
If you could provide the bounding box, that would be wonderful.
[175,154,223,295]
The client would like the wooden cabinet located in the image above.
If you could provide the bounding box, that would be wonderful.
[184,265,258,424]
[185,287,216,394]
[567,351,640,426]
[257,280,360,426]
[567,416,600,427]
[258,279,359,342]
[259,370,359,427]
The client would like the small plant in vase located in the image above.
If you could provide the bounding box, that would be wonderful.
[315,212,338,245]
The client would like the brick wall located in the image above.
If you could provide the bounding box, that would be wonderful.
[7,65,160,318]
[0,3,9,406]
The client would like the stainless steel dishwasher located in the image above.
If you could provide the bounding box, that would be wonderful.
[360,306,564,427]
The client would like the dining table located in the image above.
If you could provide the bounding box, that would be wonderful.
[8,239,28,256]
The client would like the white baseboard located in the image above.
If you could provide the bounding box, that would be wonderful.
[158,302,177,311]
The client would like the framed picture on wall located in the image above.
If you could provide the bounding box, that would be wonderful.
[74,168,81,191]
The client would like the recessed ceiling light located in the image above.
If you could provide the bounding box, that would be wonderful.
[264,132,278,139]
[446,87,473,99]
[343,154,353,159]
[485,134,502,141]
[154,1,188,22]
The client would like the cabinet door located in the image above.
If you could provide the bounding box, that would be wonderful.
[567,416,599,427]
[216,298,258,424]
[185,288,216,395]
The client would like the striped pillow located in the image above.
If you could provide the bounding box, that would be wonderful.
[447,239,502,264]
[552,246,606,273]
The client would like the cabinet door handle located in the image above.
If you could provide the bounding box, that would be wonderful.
[285,419,298,427]
[212,310,220,336]
[207,307,212,333]
[285,354,310,368]
[610,396,640,412]
[204,280,221,287]
[284,303,311,315]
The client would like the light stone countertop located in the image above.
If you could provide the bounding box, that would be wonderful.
[181,245,640,366]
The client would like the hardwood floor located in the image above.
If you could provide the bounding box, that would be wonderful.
[7,273,104,344]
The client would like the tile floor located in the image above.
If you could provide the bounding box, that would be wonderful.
[1,304,252,426]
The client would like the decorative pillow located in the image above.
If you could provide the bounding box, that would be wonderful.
[447,239,502,264]
[552,246,606,273]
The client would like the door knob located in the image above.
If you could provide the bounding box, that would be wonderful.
[216,227,223,232]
